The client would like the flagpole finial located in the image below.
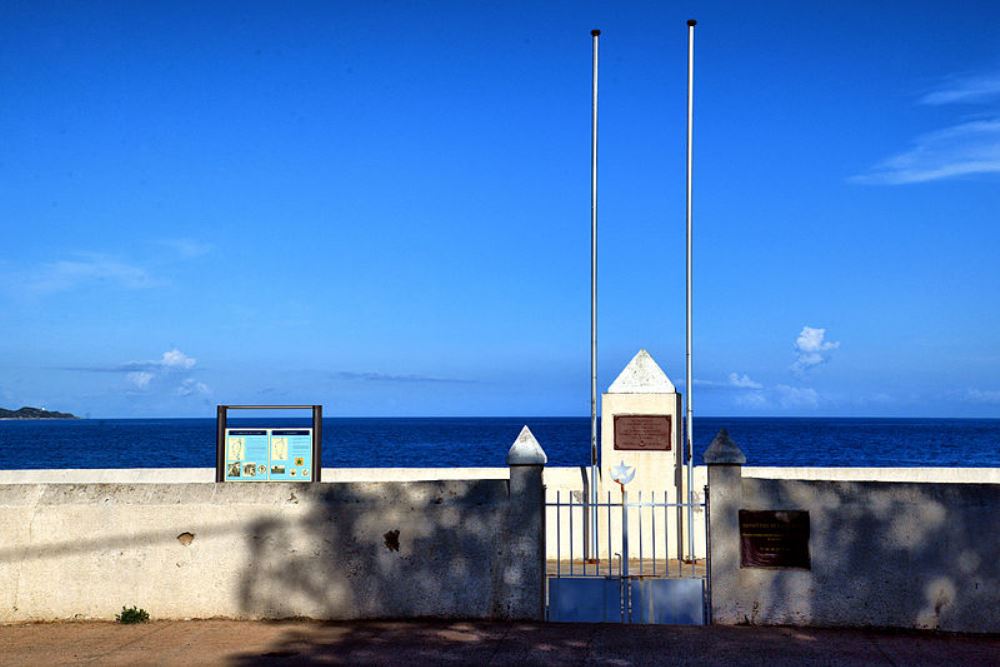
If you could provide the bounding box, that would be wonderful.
[591,29,601,36]
[687,19,697,27]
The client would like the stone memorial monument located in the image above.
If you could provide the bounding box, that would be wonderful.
[598,349,686,559]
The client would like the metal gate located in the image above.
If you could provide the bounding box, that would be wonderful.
[545,485,709,624]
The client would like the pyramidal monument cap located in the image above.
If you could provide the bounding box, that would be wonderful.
[506,425,548,466]
[607,349,676,394]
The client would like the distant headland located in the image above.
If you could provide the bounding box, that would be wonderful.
[0,406,79,420]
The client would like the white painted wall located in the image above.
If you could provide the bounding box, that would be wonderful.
[2,467,996,566]
[708,466,1000,634]
[0,477,545,623]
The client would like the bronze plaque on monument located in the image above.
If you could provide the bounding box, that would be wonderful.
[614,415,672,451]
[739,510,810,569]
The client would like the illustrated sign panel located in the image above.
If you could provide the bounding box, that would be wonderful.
[739,510,810,569]
[614,415,672,451]
[224,428,314,482]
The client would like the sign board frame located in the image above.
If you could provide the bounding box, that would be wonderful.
[215,405,322,483]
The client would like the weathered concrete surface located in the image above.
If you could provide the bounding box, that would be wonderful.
[709,460,1000,633]
[606,348,676,393]
[2,465,997,566]
[0,462,1000,491]
[743,466,1000,484]
[3,465,998,486]
[506,426,548,466]
[0,478,545,623]
[1,619,998,666]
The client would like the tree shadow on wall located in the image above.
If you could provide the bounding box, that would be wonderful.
[727,475,1000,634]
[237,478,535,622]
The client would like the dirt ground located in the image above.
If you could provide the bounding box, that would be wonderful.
[1,618,998,666]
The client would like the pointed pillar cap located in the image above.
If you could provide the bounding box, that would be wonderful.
[704,428,746,465]
[607,349,676,394]
[507,425,548,466]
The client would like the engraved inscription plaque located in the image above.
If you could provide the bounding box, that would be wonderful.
[614,415,672,451]
[739,510,810,569]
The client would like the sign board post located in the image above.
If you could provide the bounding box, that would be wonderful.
[215,405,323,483]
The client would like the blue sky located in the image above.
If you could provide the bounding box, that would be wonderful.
[1,1,999,418]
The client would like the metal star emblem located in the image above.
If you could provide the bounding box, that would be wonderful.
[610,460,636,486]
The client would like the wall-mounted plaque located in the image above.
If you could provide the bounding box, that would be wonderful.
[614,415,672,451]
[739,510,810,569]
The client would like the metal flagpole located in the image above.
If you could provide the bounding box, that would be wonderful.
[685,19,697,563]
[590,28,601,560]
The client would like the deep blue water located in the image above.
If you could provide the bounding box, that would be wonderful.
[0,417,998,470]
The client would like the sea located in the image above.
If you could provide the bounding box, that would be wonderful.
[1,417,998,470]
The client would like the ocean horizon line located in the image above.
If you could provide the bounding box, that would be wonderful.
[27,414,1000,421]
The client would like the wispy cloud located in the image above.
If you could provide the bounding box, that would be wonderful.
[22,254,156,294]
[332,371,475,384]
[727,372,763,390]
[965,388,1000,405]
[126,371,154,389]
[735,391,768,408]
[691,372,812,410]
[62,348,198,374]
[158,238,212,259]
[689,373,763,390]
[176,378,211,397]
[853,118,1000,185]
[792,326,840,373]
[775,384,820,408]
[919,72,1000,106]
[160,349,196,370]
[62,348,205,396]
[854,66,1000,185]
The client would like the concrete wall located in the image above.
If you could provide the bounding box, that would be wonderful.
[4,465,997,486]
[708,461,1000,633]
[4,467,996,567]
[0,473,545,623]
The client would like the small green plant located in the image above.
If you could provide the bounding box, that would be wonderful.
[115,606,150,624]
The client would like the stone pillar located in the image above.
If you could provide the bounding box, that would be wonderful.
[599,349,683,558]
[704,428,746,625]
[494,425,547,620]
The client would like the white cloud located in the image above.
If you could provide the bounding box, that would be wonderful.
[126,371,154,389]
[854,67,1000,185]
[966,388,1000,405]
[853,118,1000,185]
[728,372,763,390]
[160,349,196,370]
[776,384,820,408]
[735,391,768,408]
[116,348,198,391]
[689,373,763,390]
[331,371,474,384]
[177,378,211,397]
[23,254,156,294]
[793,326,840,373]
[919,73,1000,106]
[159,238,212,259]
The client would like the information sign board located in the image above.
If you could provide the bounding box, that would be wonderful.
[215,405,322,483]
[224,428,314,482]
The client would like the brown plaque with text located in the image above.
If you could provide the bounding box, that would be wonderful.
[739,510,810,569]
[614,415,672,451]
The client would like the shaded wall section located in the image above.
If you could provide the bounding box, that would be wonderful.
[0,475,544,623]
[707,436,1000,634]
